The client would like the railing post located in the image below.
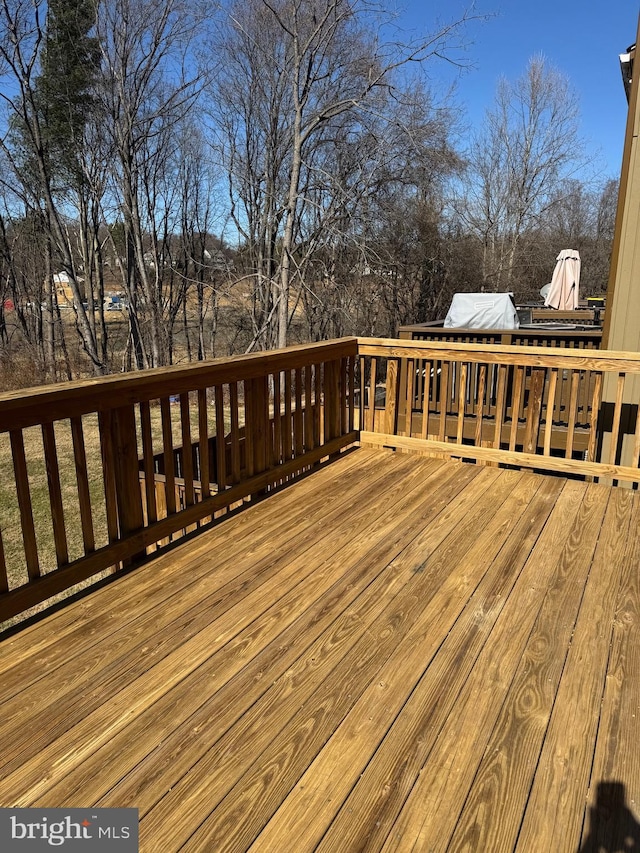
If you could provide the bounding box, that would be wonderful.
[524,367,545,454]
[384,358,400,436]
[324,359,341,442]
[110,404,145,559]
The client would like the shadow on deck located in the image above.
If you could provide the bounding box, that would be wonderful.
[0,448,638,852]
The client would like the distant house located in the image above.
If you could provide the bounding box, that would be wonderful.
[202,249,234,272]
[53,272,74,306]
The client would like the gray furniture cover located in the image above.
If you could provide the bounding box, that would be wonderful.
[443,293,519,329]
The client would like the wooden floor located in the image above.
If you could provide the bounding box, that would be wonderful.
[1,448,639,852]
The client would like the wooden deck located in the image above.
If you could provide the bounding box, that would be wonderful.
[0,448,639,852]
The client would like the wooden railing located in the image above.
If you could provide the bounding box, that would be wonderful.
[357,337,640,482]
[2,334,640,627]
[398,321,602,349]
[0,339,357,623]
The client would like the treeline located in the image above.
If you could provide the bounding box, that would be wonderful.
[0,0,618,384]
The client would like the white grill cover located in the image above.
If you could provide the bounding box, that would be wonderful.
[444,293,519,329]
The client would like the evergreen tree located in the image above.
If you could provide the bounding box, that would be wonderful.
[37,0,101,186]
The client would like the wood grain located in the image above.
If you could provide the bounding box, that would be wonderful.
[0,450,637,853]
[515,486,634,852]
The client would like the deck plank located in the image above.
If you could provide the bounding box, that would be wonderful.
[378,479,610,853]
[0,453,435,789]
[139,468,507,851]
[579,494,640,850]
[100,463,487,822]
[442,482,617,852]
[0,448,637,853]
[3,454,388,699]
[0,449,382,685]
[311,473,565,853]
[42,458,475,812]
[515,485,636,852]
[250,471,560,853]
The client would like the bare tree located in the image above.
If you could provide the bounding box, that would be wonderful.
[460,56,587,291]
[0,0,108,375]
[213,0,478,349]
[96,0,206,368]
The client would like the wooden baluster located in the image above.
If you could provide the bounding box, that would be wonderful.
[273,373,282,468]
[543,368,559,457]
[486,363,497,419]
[284,371,293,458]
[139,401,158,525]
[314,363,322,446]
[304,365,313,451]
[244,379,254,478]
[456,363,467,444]
[509,366,525,452]
[230,381,241,484]
[523,367,545,454]
[98,411,119,545]
[474,364,486,447]
[554,367,566,425]
[0,527,7,594]
[215,384,228,488]
[70,416,95,554]
[367,357,377,432]
[10,429,39,580]
[438,361,449,442]
[42,421,68,566]
[347,356,355,434]
[253,375,268,474]
[405,357,415,437]
[565,371,581,459]
[420,359,430,440]
[493,365,507,450]
[340,357,348,436]
[384,358,399,437]
[450,360,459,418]
[414,357,423,416]
[294,367,304,456]
[324,359,341,442]
[179,393,195,508]
[429,358,439,423]
[160,397,176,516]
[198,389,210,500]
[609,373,626,465]
[587,373,603,465]
[359,355,366,431]
[469,361,478,418]
[267,375,276,470]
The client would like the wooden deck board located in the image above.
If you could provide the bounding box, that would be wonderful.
[0,449,407,697]
[0,448,638,853]
[579,493,640,850]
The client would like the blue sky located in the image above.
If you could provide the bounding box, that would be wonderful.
[395,1,637,180]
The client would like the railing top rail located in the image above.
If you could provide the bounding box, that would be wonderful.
[397,324,602,338]
[0,337,359,431]
[356,336,640,372]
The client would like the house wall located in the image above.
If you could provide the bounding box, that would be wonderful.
[601,17,640,470]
